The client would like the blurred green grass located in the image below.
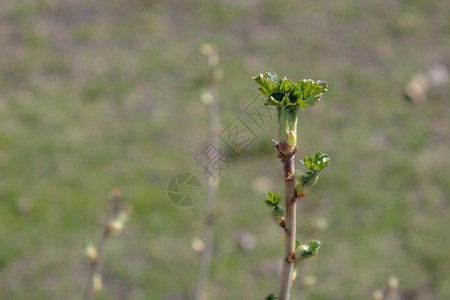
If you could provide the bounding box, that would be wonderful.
[0,0,449,299]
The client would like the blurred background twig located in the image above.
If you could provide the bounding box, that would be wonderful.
[193,43,222,300]
[83,189,130,300]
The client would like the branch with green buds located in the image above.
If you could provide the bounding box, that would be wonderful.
[253,73,330,300]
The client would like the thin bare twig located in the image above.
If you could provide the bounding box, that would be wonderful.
[194,44,221,300]
[84,190,122,300]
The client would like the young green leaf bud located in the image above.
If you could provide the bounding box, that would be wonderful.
[303,171,320,190]
[271,206,284,218]
[253,73,328,157]
[295,171,319,196]
[288,240,321,262]
[301,152,330,172]
[271,206,285,227]
[265,191,281,207]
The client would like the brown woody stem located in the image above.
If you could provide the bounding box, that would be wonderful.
[278,155,297,300]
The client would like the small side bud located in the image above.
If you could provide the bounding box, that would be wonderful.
[276,133,298,158]
[201,90,214,104]
[92,273,103,293]
[191,237,205,253]
[271,206,284,218]
[105,202,131,236]
[388,276,399,291]
[289,240,321,262]
[198,43,214,56]
[295,171,319,196]
[82,243,98,263]
[271,206,285,227]
[107,220,124,235]
[303,171,320,189]
[372,289,384,300]
[274,218,285,228]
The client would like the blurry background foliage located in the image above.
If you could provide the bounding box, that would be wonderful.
[0,0,449,299]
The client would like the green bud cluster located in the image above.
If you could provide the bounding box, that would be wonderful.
[266,192,285,227]
[253,73,328,156]
[289,240,321,262]
[295,152,330,196]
